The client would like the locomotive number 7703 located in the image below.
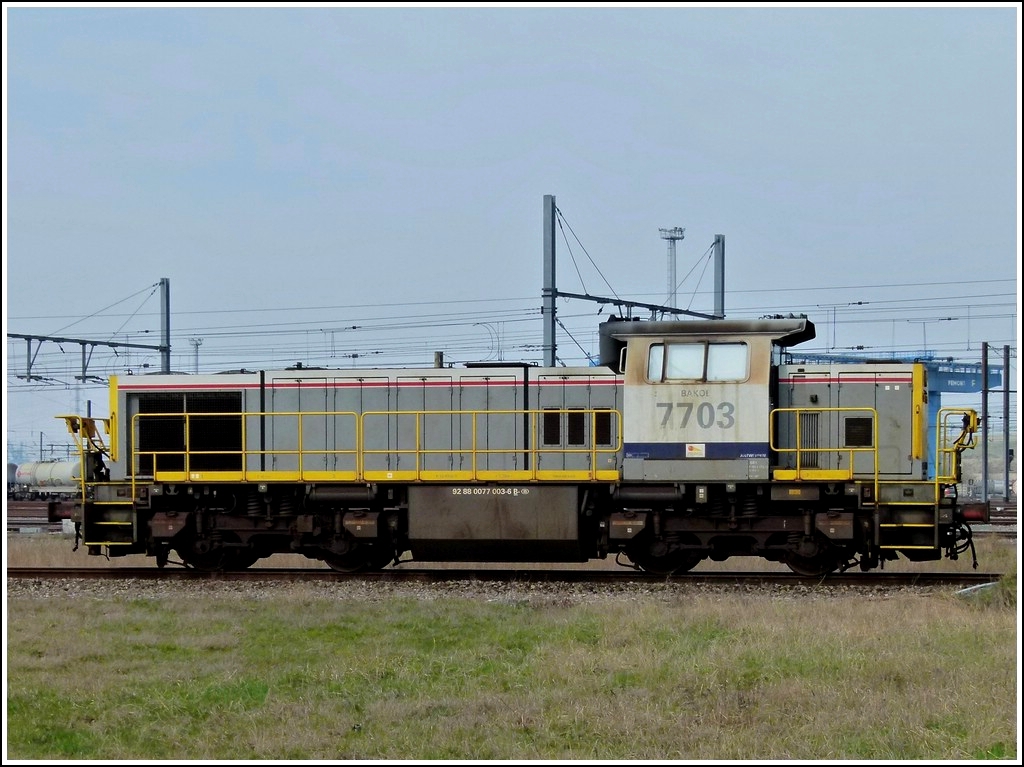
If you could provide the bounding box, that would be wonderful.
[656,400,736,429]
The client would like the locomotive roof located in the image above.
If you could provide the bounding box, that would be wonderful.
[599,315,815,348]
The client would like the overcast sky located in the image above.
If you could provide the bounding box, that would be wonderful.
[3,3,1020,460]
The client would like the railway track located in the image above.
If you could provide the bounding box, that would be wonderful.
[986,500,1018,526]
[6,520,67,534]
[7,522,1016,540]
[5,566,1005,588]
[5,499,75,533]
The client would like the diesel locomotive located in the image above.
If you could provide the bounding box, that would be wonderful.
[57,314,985,575]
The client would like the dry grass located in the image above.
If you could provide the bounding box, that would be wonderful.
[5,569,1018,760]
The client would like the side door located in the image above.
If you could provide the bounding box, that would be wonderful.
[838,369,915,477]
[458,374,522,474]
[397,375,455,474]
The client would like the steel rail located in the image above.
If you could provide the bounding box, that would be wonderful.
[5,566,1005,588]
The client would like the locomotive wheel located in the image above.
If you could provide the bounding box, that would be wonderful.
[177,548,259,572]
[783,551,840,577]
[323,553,366,573]
[366,545,397,570]
[177,545,227,572]
[225,550,261,571]
[323,548,376,573]
[782,533,843,576]
[323,544,395,573]
[174,532,251,572]
[632,551,704,575]
[627,534,703,575]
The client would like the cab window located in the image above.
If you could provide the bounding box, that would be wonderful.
[707,344,748,381]
[647,342,748,382]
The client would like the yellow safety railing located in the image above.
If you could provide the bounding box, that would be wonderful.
[766,405,978,551]
[880,406,976,550]
[876,408,977,513]
[127,407,623,485]
[935,407,978,484]
[128,410,361,484]
[57,413,111,500]
[769,407,880,486]
[57,414,139,548]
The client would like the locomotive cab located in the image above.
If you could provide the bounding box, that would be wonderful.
[597,316,977,576]
[600,316,813,483]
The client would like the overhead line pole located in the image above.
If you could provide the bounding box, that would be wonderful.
[982,342,989,503]
[160,277,171,373]
[543,195,557,366]
[542,196,722,367]
[713,235,726,318]
[7,277,172,382]
[1002,344,1010,502]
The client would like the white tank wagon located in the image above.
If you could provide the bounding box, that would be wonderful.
[13,460,82,496]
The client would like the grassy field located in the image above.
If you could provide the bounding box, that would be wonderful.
[4,535,1020,761]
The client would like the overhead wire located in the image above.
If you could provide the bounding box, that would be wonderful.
[47,282,162,336]
[5,224,1016,388]
[554,205,621,302]
[681,244,715,313]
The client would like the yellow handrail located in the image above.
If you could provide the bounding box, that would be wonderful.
[127,407,623,483]
[935,407,978,484]
[56,414,111,501]
[769,406,879,486]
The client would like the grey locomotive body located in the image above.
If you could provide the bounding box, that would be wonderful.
[62,316,982,575]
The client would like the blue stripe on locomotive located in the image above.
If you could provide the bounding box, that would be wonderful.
[624,442,769,460]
